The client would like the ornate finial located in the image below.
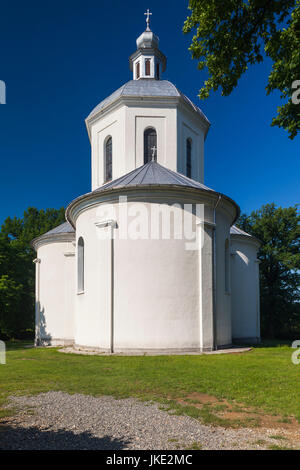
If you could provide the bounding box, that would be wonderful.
[144,9,152,31]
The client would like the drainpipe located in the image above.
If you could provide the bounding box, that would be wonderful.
[110,222,115,354]
[212,194,222,350]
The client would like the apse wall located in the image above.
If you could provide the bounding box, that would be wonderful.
[230,236,260,343]
[35,241,75,346]
[74,197,207,352]
[215,210,232,348]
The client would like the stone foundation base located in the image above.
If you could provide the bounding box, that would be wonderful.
[74,344,205,355]
[35,338,75,347]
[58,344,251,356]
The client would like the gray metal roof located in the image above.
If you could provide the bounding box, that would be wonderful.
[87,80,210,124]
[94,160,216,194]
[43,221,75,236]
[31,221,75,249]
[230,225,252,237]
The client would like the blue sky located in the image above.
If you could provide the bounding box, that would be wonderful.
[0,0,299,226]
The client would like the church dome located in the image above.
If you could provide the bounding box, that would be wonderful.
[136,30,159,50]
[87,79,210,126]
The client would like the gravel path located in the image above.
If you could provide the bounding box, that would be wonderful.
[0,392,286,450]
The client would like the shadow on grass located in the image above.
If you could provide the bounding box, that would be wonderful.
[5,341,34,351]
[0,422,131,450]
[233,339,292,349]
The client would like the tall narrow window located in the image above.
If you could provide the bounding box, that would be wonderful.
[136,62,140,79]
[78,237,84,293]
[156,63,160,80]
[225,239,230,293]
[186,138,192,178]
[105,137,112,182]
[144,128,157,163]
[145,59,151,76]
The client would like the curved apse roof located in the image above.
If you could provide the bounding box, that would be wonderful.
[230,225,261,244]
[230,225,252,237]
[43,221,75,235]
[94,160,215,193]
[66,161,240,228]
[31,221,75,250]
[87,79,210,125]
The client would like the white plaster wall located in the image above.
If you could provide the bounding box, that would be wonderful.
[90,101,206,191]
[75,212,112,349]
[230,238,260,342]
[215,210,232,347]
[114,236,199,351]
[74,198,205,351]
[177,106,205,183]
[132,55,157,79]
[37,241,75,345]
[124,104,177,172]
[199,223,214,351]
[90,103,177,191]
[90,106,126,190]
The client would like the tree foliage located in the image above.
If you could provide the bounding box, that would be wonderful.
[183,0,300,139]
[0,207,65,339]
[237,204,300,338]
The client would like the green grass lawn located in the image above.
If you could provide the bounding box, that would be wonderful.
[0,341,299,425]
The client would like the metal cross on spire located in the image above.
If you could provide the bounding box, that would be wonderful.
[144,9,152,31]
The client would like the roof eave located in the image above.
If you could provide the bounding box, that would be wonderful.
[66,184,239,229]
[85,94,210,140]
[230,232,261,247]
[31,231,76,251]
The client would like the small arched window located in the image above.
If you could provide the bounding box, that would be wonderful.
[145,59,151,76]
[225,239,230,293]
[136,62,140,79]
[104,137,112,182]
[186,138,192,178]
[78,237,84,293]
[144,128,157,164]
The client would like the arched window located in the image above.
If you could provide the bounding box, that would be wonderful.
[78,237,84,293]
[104,137,112,182]
[145,59,151,76]
[144,128,157,163]
[186,138,192,178]
[225,239,230,293]
[136,62,140,79]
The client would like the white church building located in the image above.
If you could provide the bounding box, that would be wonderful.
[32,15,261,353]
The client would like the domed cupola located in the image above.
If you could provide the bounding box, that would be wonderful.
[129,9,167,80]
[136,30,159,50]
